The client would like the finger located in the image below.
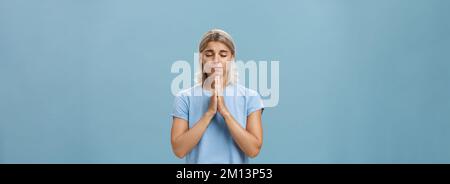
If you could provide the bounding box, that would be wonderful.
[216,76,221,96]
[214,77,219,95]
[211,85,217,99]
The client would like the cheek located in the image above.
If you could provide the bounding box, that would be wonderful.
[202,61,216,73]
[201,59,212,68]
[222,55,232,61]
[218,56,232,65]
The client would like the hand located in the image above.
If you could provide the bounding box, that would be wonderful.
[217,93,230,117]
[207,90,218,115]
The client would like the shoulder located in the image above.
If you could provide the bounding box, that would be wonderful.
[233,84,260,97]
[175,84,202,97]
[231,84,264,115]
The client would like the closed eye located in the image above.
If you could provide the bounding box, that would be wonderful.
[204,51,213,57]
[219,51,228,57]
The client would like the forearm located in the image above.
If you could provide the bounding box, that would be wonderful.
[172,112,214,158]
[222,113,262,158]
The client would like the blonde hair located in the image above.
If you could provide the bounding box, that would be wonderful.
[196,29,238,85]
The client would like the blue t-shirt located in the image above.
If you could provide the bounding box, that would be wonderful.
[172,84,264,164]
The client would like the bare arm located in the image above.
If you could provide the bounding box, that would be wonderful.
[171,113,214,158]
[218,96,263,158]
[170,94,217,158]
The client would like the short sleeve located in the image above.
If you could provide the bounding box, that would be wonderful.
[172,94,189,121]
[246,90,264,116]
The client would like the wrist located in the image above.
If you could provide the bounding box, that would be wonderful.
[221,111,232,119]
[205,111,216,118]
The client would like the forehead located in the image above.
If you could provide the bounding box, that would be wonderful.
[204,41,230,52]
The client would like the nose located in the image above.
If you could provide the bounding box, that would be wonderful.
[212,55,220,63]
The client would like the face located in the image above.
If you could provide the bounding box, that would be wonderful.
[201,41,234,80]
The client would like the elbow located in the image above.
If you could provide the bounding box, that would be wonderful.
[247,142,262,158]
[247,148,261,158]
[171,140,186,159]
[172,146,187,159]
[174,150,186,159]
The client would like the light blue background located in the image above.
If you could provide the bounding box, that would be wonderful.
[1,0,449,163]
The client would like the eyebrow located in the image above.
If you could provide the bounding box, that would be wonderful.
[204,49,228,53]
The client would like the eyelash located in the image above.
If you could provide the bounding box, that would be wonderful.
[205,54,227,57]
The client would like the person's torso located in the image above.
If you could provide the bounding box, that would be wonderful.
[183,84,251,164]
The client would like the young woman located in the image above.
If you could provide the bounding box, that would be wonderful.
[171,29,264,164]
